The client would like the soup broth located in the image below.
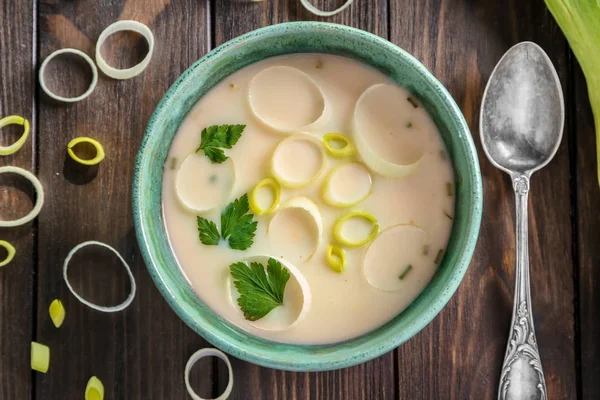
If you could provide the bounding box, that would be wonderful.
[162,54,454,344]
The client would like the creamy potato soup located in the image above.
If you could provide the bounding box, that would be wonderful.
[162,54,454,344]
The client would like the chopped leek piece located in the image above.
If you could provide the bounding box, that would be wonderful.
[49,299,66,328]
[322,133,356,158]
[85,376,104,400]
[0,240,16,267]
[249,177,281,215]
[326,244,346,273]
[31,342,50,373]
[434,249,445,264]
[333,211,379,247]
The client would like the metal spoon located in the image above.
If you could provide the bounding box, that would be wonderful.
[480,42,564,400]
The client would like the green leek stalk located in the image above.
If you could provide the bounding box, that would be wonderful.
[544,0,600,185]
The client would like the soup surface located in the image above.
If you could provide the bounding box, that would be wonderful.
[162,54,455,344]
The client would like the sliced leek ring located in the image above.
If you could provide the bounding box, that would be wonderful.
[0,240,16,267]
[85,376,104,400]
[326,244,346,273]
[268,196,323,261]
[363,224,430,292]
[249,177,281,215]
[322,162,372,208]
[49,299,66,328]
[271,135,326,188]
[227,255,312,331]
[175,152,235,213]
[185,348,233,400]
[322,133,356,158]
[0,115,30,156]
[248,66,326,134]
[353,84,425,177]
[333,211,379,247]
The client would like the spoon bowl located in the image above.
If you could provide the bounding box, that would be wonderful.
[480,41,564,176]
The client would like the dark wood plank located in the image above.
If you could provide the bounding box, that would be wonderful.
[390,0,577,398]
[573,60,600,398]
[0,0,36,398]
[213,1,395,399]
[35,1,216,398]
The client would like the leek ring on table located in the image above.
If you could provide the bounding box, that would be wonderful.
[321,162,372,208]
[67,137,106,166]
[353,83,426,177]
[175,152,236,214]
[268,196,323,260]
[322,132,356,158]
[0,240,16,267]
[248,66,326,134]
[39,48,98,103]
[85,376,105,400]
[227,255,312,331]
[271,134,326,188]
[63,241,136,313]
[249,177,281,215]
[95,20,155,80]
[326,243,346,273]
[300,0,355,16]
[185,348,233,400]
[332,211,379,247]
[31,342,50,373]
[0,115,30,156]
[49,299,66,328]
[363,224,431,292]
[0,166,45,228]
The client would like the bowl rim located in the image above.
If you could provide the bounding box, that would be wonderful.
[133,21,483,371]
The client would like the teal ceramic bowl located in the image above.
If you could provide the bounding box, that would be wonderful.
[133,22,482,371]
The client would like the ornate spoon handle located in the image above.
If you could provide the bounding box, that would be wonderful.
[498,175,547,400]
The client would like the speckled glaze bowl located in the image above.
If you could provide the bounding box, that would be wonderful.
[133,22,482,371]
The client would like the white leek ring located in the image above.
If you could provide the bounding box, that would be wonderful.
[227,255,312,331]
[63,241,136,313]
[249,177,280,215]
[326,244,346,273]
[322,132,356,158]
[67,137,105,166]
[0,166,45,228]
[85,376,104,400]
[321,162,372,208]
[0,240,16,267]
[300,0,355,16]
[31,342,50,373]
[95,20,155,80]
[268,197,323,260]
[39,48,98,103]
[353,84,424,177]
[333,211,379,247]
[49,299,66,328]
[248,66,326,134]
[185,348,233,400]
[271,135,326,188]
[0,116,30,156]
[175,152,235,214]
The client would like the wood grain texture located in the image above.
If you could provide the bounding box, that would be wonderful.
[390,0,577,398]
[34,1,215,399]
[213,1,395,399]
[0,0,36,399]
[573,61,600,399]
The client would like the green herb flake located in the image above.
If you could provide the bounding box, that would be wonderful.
[196,124,246,164]
[229,83,237,89]
[209,174,218,184]
[406,122,413,128]
[316,59,323,69]
[170,157,178,170]
[399,265,413,280]
[196,194,258,250]
[422,244,430,256]
[407,96,420,108]
[439,150,447,161]
[230,258,290,321]
[446,182,454,196]
[434,249,445,264]
[443,211,454,220]
[197,217,220,246]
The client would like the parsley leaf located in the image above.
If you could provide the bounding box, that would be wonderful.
[230,258,291,321]
[195,194,257,251]
[197,217,220,245]
[196,124,246,164]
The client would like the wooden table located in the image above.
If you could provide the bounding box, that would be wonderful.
[1,0,598,398]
